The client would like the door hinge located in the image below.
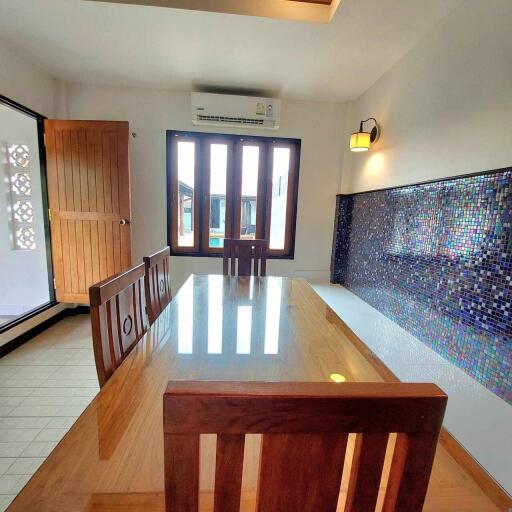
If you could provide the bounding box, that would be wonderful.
[43,133,46,147]
[48,208,52,222]
[53,278,56,290]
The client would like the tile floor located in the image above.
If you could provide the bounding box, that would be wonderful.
[0,314,98,511]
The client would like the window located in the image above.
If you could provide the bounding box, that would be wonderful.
[0,94,54,332]
[167,131,300,258]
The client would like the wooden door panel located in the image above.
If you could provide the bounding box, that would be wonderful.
[45,120,131,304]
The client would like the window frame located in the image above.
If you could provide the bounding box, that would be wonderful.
[201,135,235,255]
[169,132,202,254]
[0,93,56,337]
[166,130,301,259]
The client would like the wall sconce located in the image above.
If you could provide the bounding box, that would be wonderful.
[349,118,380,152]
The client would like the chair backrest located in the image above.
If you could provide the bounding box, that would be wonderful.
[163,381,447,512]
[89,264,147,387]
[143,246,172,325]
[223,239,267,277]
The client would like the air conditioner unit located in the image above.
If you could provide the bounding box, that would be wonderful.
[191,92,281,130]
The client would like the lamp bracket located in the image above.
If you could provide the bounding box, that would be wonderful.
[361,118,380,144]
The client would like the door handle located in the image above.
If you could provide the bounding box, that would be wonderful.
[119,218,131,225]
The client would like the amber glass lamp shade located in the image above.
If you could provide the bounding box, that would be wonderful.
[349,131,371,152]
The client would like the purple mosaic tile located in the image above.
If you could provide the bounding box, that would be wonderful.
[331,168,512,404]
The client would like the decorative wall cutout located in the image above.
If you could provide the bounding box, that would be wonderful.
[331,168,512,405]
[10,172,32,196]
[15,226,36,250]
[13,200,34,223]
[8,144,30,168]
[4,143,36,250]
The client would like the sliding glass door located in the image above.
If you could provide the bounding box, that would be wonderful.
[0,97,53,330]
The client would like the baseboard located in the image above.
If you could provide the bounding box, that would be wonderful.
[324,305,512,512]
[0,305,90,358]
[439,429,512,511]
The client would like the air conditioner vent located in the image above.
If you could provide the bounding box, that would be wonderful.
[197,114,264,126]
[191,92,280,130]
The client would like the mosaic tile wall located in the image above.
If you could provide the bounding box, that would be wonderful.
[331,168,512,404]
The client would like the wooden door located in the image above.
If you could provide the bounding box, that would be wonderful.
[45,120,131,304]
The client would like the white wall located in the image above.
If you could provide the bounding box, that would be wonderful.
[340,0,512,193]
[65,84,346,291]
[0,37,57,118]
[337,0,512,494]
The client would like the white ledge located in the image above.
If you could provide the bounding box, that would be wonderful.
[310,280,512,495]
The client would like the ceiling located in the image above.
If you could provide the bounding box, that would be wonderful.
[0,0,461,102]
[88,0,341,23]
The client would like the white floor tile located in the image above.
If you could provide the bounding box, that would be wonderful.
[8,405,63,417]
[0,397,24,406]
[0,379,45,389]
[41,379,99,388]
[4,457,44,475]
[33,429,68,443]
[46,417,78,429]
[0,495,16,512]
[21,396,71,406]
[72,388,98,397]
[14,473,32,491]
[0,368,17,379]
[0,418,50,430]
[0,388,35,397]
[0,458,15,475]
[0,429,40,443]
[10,366,57,378]
[29,387,76,397]
[58,405,88,416]
[0,444,28,458]
[0,315,96,505]
[20,442,58,457]
[0,474,24,493]
[67,356,96,366]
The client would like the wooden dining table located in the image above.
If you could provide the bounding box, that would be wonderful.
[7,274,384,512]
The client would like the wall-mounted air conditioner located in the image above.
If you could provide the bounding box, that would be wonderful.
[191,92,281,130]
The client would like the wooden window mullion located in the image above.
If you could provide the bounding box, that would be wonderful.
[255,142,267,240]
[225,140,236,243]
[192,136,201,252]
[200,139,210,254]
[233,140,243,240]
[285,144,299,256]
[263,141,273,250]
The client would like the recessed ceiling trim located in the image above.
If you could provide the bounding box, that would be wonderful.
[86,0,342,22]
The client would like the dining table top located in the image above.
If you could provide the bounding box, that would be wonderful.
[7,274,383,512]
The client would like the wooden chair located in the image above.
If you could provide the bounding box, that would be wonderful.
[143,246,172,325]
[89,264,147,387]
[163,381,447,512]
[223,239,267,277]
